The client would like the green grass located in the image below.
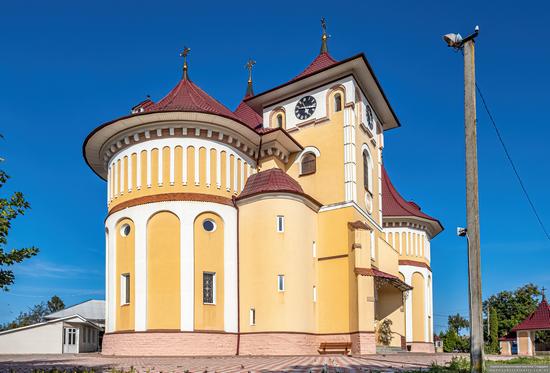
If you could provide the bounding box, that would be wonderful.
[487,356,550,365]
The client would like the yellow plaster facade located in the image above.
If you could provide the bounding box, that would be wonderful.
[87,42,442,356]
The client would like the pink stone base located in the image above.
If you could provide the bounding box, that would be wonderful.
[351,332,376,355]
[102,332,237,356]
[103,332,376,356]
[409,342,435,353]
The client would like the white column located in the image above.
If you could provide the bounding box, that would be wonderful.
[180,211,194,331]
[240,160,245,192]
[128,155,133,192]
[224,207,238,333]
[233,157,238,193]
[194,147,200,186]
[225,153,231,191]
[158,148,163,186]
[134,217,147,331]
[169,146,175,186]
[146,150,152,188]
[216,150,221,189]
[136,151,142,190]
[205,148,211,187]
[182,147,188,185]
[120,159,125,195]
[114,161,119,197]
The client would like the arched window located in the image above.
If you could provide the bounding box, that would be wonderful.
[366,105,374,130]
[334,93,342,112]
[276,114,283,128]
[301,153,316,175]
[363,149,372,193]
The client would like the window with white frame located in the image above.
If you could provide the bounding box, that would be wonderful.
[277,274,285,291]
[203,272,216,304]
[249,308,256,326]
[370,230,375,259]
[276,215,284,232]
[121,273,130,305]
[312,240,317,258]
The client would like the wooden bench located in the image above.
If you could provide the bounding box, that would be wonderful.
[318,342,352,355]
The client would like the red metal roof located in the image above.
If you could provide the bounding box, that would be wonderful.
[354,267,412,291]
[293,52,338,80]
[238,168,304,199]
[512,299,550,331]
[382,166,442,227]
[143,78,240,120]
[234,100,263,130]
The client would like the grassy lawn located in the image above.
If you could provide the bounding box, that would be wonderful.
[422,356,550,373]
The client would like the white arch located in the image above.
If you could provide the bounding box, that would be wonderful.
[295,146,321,175]
[361,143,373,193]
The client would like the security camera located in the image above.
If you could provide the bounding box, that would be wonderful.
[457,227,468,237]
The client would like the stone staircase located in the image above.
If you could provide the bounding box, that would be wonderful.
[376,345,406,354]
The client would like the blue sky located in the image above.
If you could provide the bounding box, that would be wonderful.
[1,1,549,331]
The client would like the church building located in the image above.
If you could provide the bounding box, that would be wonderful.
[83,22,443,356]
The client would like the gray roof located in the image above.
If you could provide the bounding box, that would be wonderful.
[44,299,105,321]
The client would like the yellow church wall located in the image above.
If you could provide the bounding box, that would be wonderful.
[238,197,317,333]
[412,272,426,342]
[376,285,405,348]
[375,236,399,276]
[146,211,181,330]
[286,109,345,206]
[194,212,225,331]
[107,144,253,211]
[115,218,135,331]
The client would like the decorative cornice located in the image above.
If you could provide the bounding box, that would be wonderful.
[108,192,234,216]
[398,259,432,272]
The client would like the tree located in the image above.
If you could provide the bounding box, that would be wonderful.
[448,313,470,334]
[0,166,39,290]
[47,295,65,313]
[1,296,64,331]
[488,307,499,353]
[483,283,541,337]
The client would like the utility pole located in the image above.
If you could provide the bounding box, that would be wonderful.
[444,27,483,373]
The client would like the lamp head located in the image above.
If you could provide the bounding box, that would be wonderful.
[443,33,463,48]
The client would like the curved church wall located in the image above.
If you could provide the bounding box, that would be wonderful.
[106,136,256,211]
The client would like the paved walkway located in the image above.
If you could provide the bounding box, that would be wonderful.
[0,353,489,373]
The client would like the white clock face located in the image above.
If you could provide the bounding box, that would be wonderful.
[295,96,317,120]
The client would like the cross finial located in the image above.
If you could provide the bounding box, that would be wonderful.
[180,46,191,80]
[320,17,329,54]
[542,287,547,301]
[245,58,256,97]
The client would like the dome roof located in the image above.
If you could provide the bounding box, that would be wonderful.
[382,166,443,234]
[238,168,304,199]
[141,78,241,121]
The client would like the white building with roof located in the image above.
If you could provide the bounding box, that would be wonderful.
[0,300,104,354]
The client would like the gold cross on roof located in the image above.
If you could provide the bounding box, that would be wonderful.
[180,46,191,80]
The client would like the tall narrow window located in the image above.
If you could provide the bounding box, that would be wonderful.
[366,105,374,130]
[276,215,284,232]
[249,308,256,326]
[312,240,317,258]
[334,93,342,112]
[300,153,316,175]
[277,274,285,291]
[121,273,130,305]
[276,114,283,128]
[363,149,372,193]
[203,272,216,304]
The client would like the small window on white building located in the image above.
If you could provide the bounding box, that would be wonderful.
[312,241,317,258]
[276,215,284,232]
[313,286,317,303]
[250,308,256,326]
[370,231,375,259]
[121,273,130,305]
[277,274,285,291]
[203,272,216,304]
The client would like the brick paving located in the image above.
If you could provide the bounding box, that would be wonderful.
[0,352,500,373]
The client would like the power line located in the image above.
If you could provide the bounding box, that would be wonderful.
[475,82,550,242]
